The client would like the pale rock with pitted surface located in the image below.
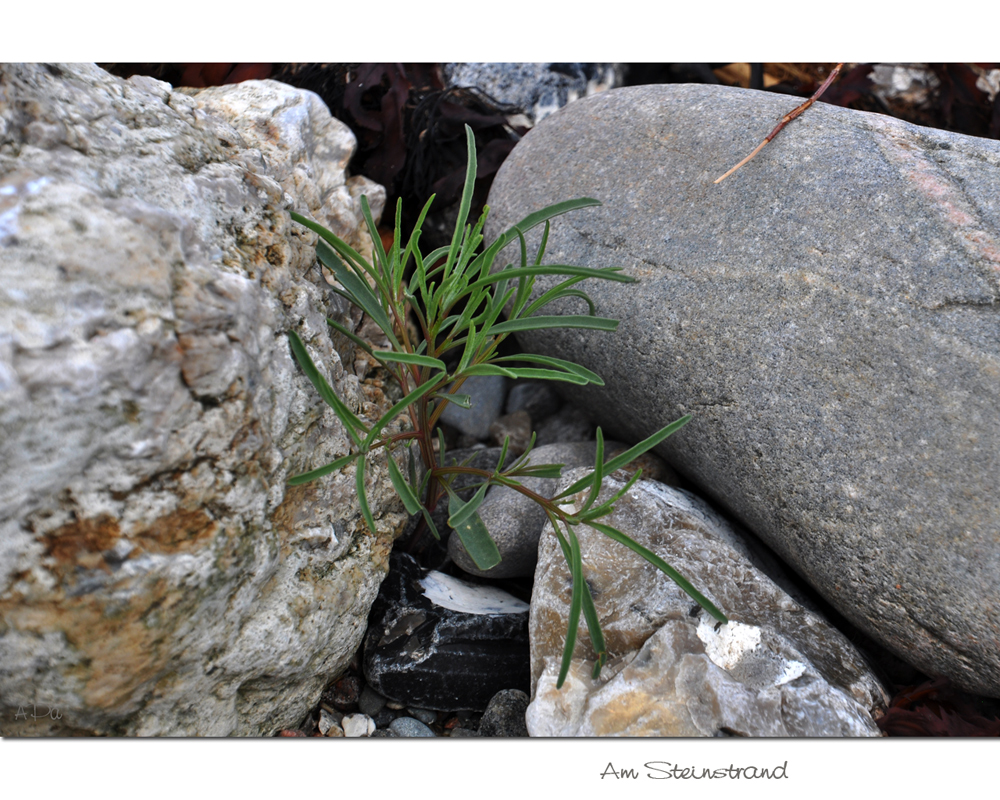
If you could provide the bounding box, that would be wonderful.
[527,470,888,736]
[0,63,402,736]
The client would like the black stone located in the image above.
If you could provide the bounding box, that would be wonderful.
[363,552,530,712]
[479,689,530,737]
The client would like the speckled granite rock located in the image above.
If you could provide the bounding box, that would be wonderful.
[0,63,405,736]
[527,470,888,736]
[486,83,1000,697]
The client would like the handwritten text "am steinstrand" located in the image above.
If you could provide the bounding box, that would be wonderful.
[601,762,789,780]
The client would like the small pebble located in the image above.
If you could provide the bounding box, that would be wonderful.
[372,707,397,729]
[506,380,562,421]
[535,404,593,445]
[319,709,343,736]
[388,716,436,737]
[325,675,361,711]
[448,727,481,737]
[342,713,376,737]
[489,410,533,455]
[479,689,529,737]
[358,685,387,717]
[406,707,438,725]
[370,729,398,737]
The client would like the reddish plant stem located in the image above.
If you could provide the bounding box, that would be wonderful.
[714,63,845,184]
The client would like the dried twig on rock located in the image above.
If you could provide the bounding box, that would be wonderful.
[715,63,844,184]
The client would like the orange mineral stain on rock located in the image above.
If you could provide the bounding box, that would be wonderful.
[134,508,218,554]
[42,515,121,564]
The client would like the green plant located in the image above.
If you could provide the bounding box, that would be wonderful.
[287,125,727,686]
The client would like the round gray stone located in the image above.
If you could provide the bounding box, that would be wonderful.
[485,83,1000,697]
[388,716,437,737]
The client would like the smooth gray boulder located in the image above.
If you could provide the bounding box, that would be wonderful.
[485,83,1000,697]
[0,64,406,736]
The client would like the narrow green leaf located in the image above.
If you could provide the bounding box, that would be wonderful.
[523,284,597,318]
[447,488,501,570]
[493,354,604,385]
[421,246,452,277]
[456,363,518,379]
[504,431,537,474]
[407,443,417,488]
[420,506,442,541]
[509,462,564,479]
[549,514,581,689]
[534,219,551,267]
[326,316,376,359]
[444,125,479,276]
[448,479,489,528]
[436,427,447,463]
[581,580,607,679]
[602,415,691,475]
[491,198,602,255]
[456,320,478,376]
[549,516,607,680]
[588,520,728,624]
[390,197,404,288]
[495,435,511,476]
[466,265,633,294]
[581,428,605,514]
[584,465,644,519]
[288,451,360,485]
[471,285,516,336]
[435,392,471,409]
[371,351,447,371]
[317,240,398,348]
[287,331,368,446]
[556,415,692,499]
[294,213,381,286]
[401,195,435,276]
[489,315,619,335]
[487,367,589,385]
[360,194,389,277]
[387,450,423,515]
[356,456,377,535]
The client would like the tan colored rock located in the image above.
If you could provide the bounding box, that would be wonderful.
[0,64,403,736]
[527,469,888,736]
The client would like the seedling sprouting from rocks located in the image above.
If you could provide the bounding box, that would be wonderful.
[288,125,727,686]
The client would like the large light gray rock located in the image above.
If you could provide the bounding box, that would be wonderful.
[527,470,888,737]
[486,84,1000,697]
[0,64,406,736]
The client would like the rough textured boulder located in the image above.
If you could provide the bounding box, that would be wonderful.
[528,471,888,736]
[486,84,1000,697]
[0,63,406,736]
